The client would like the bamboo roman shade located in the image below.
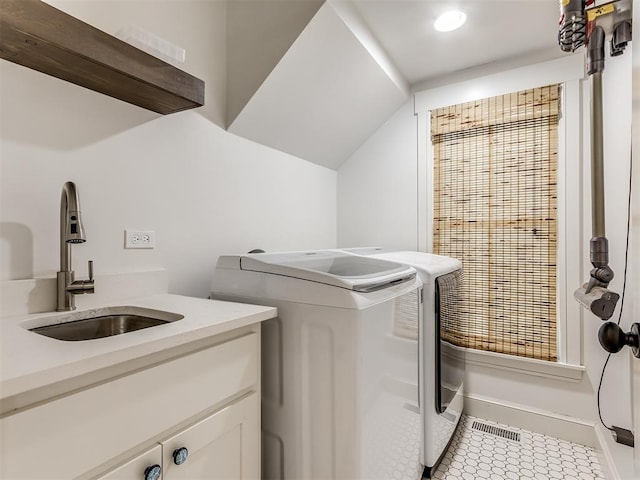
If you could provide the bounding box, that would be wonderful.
[431,85,559,361]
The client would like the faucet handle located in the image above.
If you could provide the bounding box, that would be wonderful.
[88,260,94,281]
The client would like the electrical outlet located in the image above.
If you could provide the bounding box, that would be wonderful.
[125,229,155,249]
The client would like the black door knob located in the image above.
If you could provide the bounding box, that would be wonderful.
[143,464,161,480]
[598,322,640,357]
[172,447,189,465]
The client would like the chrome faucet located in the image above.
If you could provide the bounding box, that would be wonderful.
[57,181,95,311]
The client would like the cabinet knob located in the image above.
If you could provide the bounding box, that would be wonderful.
[172,446,189,465]
[143,464,162,480]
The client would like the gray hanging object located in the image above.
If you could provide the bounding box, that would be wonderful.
[573,26,619,321]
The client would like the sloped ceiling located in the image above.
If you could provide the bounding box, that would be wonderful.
[226,0,409,170]
[226,0,324,127]
[225,0,562,170]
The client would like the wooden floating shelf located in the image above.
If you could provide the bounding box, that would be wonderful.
[0,0,204,115]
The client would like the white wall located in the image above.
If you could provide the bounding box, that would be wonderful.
[337,100,417,250]
[337,52,634,438]
[0,0,337,299]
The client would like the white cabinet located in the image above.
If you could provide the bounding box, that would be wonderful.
[97,393,259,480]
[1,327,261,480]
[97,446,162,480]
[162,393,259,480]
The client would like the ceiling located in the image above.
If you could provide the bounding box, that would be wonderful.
[225,0,568,169]
[349,0,562,85]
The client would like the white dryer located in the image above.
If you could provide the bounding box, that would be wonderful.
[345,249,465,477]
[211,250,425,480]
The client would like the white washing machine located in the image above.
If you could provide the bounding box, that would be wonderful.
[345,249,465,477]
[211,250,425,480]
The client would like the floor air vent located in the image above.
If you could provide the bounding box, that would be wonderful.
[471,421,521,442]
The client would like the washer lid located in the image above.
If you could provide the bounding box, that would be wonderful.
[239,250,416,292]
[344,249,462,278]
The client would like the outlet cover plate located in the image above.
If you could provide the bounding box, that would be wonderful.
[125,229,155,249]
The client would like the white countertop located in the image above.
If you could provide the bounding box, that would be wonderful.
[0,293,276,412]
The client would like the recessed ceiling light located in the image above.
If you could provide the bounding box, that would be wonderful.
[434,10,467,32]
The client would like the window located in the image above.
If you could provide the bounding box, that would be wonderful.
[430,85,560,361]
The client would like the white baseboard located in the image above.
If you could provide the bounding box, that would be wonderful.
[464,393,596,447]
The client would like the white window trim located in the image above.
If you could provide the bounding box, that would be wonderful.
[464,347,585,382]
[415,54,586,373]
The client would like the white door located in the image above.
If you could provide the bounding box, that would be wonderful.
[632,0,640,477]
[161,393,260,480]
[96,445,162,480]
[634,360,640,476]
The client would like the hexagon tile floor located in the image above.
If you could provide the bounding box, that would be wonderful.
[429,415,606,480]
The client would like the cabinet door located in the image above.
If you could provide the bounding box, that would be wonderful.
[162,393,259,480]
[1,332,259,480]
[96,445,162,480]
